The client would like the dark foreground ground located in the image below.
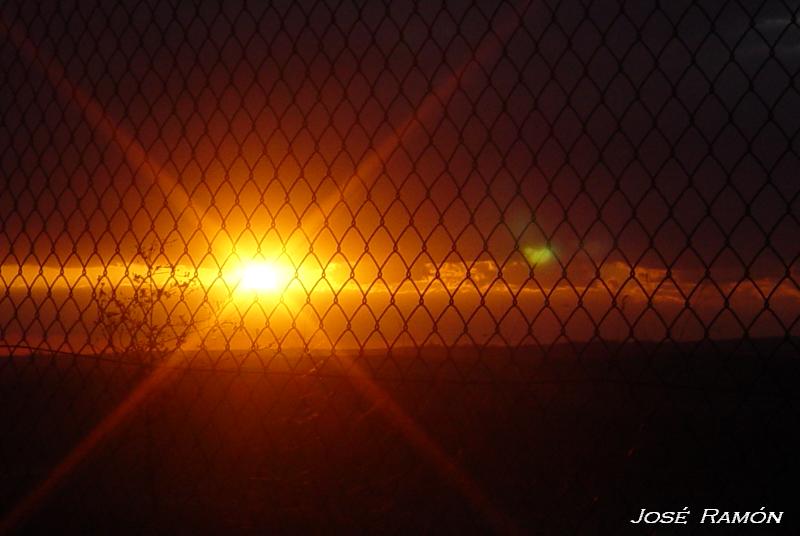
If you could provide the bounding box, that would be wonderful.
[1,338,799,534]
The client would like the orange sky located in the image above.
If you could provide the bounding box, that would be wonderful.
[1,1,799,354]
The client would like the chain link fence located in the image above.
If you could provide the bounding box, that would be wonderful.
[1,0,799,532]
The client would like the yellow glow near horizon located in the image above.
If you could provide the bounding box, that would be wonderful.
[236,260,294,293]
[523,246,554,266]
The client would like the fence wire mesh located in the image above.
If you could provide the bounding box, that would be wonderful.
[1,0,799,533]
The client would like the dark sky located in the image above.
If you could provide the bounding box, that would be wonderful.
[1,0,798,347]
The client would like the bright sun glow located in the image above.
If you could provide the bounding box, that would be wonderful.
[237,260,293,293]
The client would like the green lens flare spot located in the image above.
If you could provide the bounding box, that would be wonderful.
[523,246,553,266]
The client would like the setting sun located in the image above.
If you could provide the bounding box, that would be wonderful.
[236,260,293,293]
[0,1,797,533]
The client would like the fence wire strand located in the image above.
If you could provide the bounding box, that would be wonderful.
[1,0,799,532]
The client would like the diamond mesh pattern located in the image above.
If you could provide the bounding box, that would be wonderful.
[1,0,799,532]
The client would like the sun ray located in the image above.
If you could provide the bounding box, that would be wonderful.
[300,0,533,245]
[0,18,214,242]
[0,357,179,533]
